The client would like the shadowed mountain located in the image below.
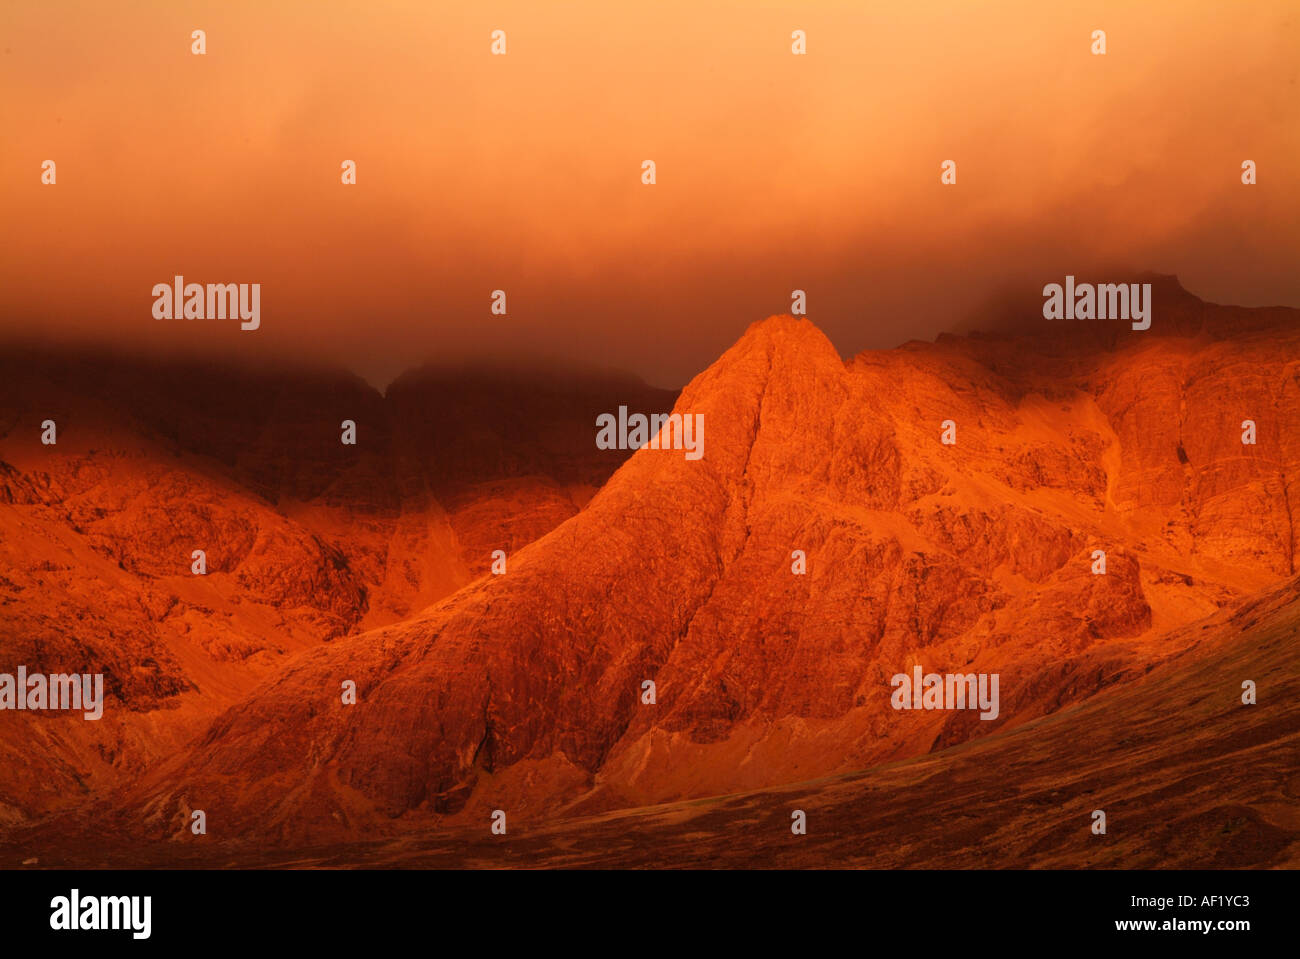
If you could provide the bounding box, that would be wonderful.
[0,349,674,825]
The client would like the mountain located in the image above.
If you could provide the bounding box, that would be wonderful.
[0,349,674,825]
[3,277,1298,867]
[0,277,1279,861]
[27,567,1297,868]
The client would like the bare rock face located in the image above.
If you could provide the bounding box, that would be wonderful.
[0,349,671,825]
[99,288,1300,845]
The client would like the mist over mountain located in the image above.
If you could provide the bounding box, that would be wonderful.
[2,283,1297,867]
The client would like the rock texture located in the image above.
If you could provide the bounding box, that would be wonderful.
[28,569,1297,868]
[3,277,1298,868]
[0,351,673,824]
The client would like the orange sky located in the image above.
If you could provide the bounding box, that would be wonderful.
[1,0,1297,387]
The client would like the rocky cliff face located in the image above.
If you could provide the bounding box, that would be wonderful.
[0,351,673,825]
[64,279,1297,846]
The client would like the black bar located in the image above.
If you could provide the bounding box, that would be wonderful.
[0,868,1288,947]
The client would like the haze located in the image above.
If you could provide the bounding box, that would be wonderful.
[1,0,1297,388]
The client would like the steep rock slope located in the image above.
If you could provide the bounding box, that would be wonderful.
[0,350,672,824]
[114,287,1300,843]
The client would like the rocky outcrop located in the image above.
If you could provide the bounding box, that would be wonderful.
[0,350,672,824]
